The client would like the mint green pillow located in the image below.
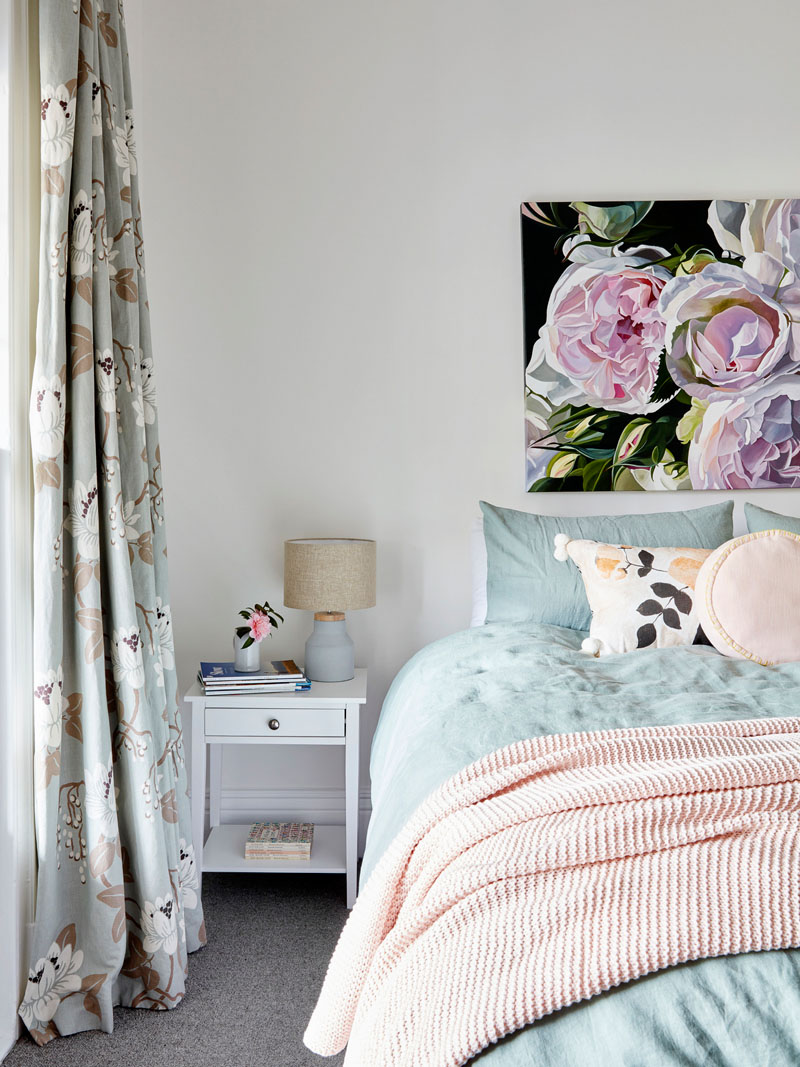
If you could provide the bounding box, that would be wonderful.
[744,502,800,537]
[480,500,734,631]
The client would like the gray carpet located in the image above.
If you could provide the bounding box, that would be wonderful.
[6,873,347,1067]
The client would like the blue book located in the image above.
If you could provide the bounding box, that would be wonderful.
[199,659,306,684]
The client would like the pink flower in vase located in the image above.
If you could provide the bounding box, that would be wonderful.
[248,611,272,643]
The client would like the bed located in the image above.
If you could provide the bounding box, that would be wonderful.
[359,621,800,1065]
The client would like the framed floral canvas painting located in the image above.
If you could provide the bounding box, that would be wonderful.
[522,200,800,492]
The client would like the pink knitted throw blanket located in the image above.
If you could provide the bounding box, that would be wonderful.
[304,717,800,1066]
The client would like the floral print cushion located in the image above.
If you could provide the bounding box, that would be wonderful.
[554,534,710,656]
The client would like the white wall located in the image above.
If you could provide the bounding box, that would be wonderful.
[127,0,800,809]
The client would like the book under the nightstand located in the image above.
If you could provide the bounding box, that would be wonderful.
[245,821,314,860]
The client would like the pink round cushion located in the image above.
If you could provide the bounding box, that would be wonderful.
[695,529,800,665]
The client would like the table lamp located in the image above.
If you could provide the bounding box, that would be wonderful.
[283,538,376,682]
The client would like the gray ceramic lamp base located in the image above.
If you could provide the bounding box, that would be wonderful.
[304,614,355,682]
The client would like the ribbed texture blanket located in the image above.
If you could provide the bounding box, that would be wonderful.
[304,717,800,1066]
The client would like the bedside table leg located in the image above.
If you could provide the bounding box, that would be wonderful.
[190,702,207,890]
[209,745,223,828]
[345,702,360,909]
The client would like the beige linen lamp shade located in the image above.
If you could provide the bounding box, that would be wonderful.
[284,539,376,612]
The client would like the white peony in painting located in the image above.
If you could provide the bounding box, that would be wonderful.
[522,200,800,491]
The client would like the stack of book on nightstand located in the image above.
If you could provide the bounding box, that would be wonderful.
[198,659,310,694]
[245,821,314,861]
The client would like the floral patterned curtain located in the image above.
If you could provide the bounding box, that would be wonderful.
[21,0,205,1044]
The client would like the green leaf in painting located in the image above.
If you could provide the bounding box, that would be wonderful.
[674,246,718,277]
[521,202,559,228]
[676,397,708,444]
[581,457,611,492]
[649,354,679,405]
[570,201,654,242]
[547,452,578,479]
[549,202,573,230]
[613,418,651,467]
[529,474,573,493]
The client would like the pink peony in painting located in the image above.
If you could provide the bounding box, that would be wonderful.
[522,200,800,491]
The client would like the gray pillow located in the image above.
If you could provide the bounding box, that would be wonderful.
[744,502,800,538]
[480,500,734,631]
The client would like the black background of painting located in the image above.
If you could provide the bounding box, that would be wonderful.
[520,200,714,370]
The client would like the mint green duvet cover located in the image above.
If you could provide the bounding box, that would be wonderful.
[362,623,800,1066]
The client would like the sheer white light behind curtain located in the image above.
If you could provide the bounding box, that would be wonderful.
[0,0,36,1058]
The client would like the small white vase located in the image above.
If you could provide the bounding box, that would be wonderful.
[233,632,260,672]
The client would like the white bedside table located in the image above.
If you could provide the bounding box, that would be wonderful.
[185,669,367,908]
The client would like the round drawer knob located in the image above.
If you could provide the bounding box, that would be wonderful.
[267,718,280,731]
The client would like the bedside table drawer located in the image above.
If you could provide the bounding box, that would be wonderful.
[205,706,345,738]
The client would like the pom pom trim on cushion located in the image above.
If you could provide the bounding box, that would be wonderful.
[553,533,571,562]
[581,637,603,657]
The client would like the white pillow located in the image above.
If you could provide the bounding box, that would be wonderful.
[470,517,487,627]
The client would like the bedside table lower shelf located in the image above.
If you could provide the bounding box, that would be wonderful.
[202,823,347,875]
